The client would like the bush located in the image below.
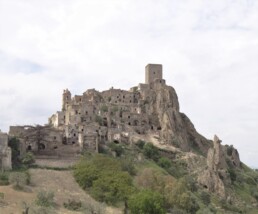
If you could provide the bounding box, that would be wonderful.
[0,172,9,186]
[64,199,82,211]
[143,143,160,161]
[108,142,124,157]
[128,190,165,214]
[91,171,134,205]
[35,191,55,207]
[100,105,108,112]
[22,152,35,165]
[9,172,28,190]
[74,155,134,205]
[121,158,136,176]
[136,140,146,149]
[228,168,237,183]
[158,157,171,169]
[200,191,211,205]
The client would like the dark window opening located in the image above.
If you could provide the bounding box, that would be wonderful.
[128,122,131,126]
[128,116,130,119]
[151,126,154,130]
[72,141,75,144]
[74,133,76,137]
[53,136,56,140]
[39,143,46,150]
[157,126,162,130]
[54,146,58,149]
[27,145,32,151]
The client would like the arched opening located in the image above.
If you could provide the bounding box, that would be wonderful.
[157,126,162,131]
[103,118,108,127]
[113,140,119,144]
[39,143,45,150]
[72,141,75,145]
[128,122,131,126]
[27,145,32,151]
[151,125,154,130]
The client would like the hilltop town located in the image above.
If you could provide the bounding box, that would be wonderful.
[1,64,258,213]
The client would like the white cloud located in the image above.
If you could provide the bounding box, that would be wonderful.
[0,0,258,167]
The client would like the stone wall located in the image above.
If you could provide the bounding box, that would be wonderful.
[0,131,12,170]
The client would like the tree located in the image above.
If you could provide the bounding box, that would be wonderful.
[128,190,165,214]
[143,143,160,161]
[8,137,21,167]
[91,171,134,205]
[21,125,53,151]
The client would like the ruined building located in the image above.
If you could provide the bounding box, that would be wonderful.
[0,131,12,170]
[10,64,211,155]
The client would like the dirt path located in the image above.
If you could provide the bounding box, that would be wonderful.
[0,169,122,214]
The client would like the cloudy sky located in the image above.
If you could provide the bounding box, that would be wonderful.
[0,0,257,167]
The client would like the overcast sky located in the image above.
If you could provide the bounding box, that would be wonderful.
[0,0,257,167]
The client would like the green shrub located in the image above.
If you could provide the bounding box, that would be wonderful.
[22,152,35,165]
[100,105,108,112]
[121,158,136,176]
[108,142,124,157]
[95,115,103,125]
[158,157,171,169]
[228,168,237,183]
[200,191,211,205]
[0,172,9,186]
[136,140,146,149]
[35,191,55,207]
[0,192,4,199]
[128,190,165,214]
[9,172,28,190]
[91,171,134,205]
[143,143,160,161]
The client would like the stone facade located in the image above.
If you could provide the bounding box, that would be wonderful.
[46,64,210,154]
[0,131,12,170]
[9,125,63,155]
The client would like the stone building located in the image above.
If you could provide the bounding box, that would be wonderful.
[10,63,211,156]
[47,63,210,154]
[0,131,12,170]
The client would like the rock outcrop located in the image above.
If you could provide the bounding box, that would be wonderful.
[149,84,211,154]
[198,135,241,198]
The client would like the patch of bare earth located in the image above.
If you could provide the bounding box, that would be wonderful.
[0,168,122,214]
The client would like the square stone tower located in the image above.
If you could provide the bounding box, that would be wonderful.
[145,64,163,84]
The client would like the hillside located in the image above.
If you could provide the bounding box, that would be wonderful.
[1,64,258,213]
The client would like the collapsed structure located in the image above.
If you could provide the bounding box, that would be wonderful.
[7,64,242,197]
[9,64,211,155]
[0,131,12,170]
